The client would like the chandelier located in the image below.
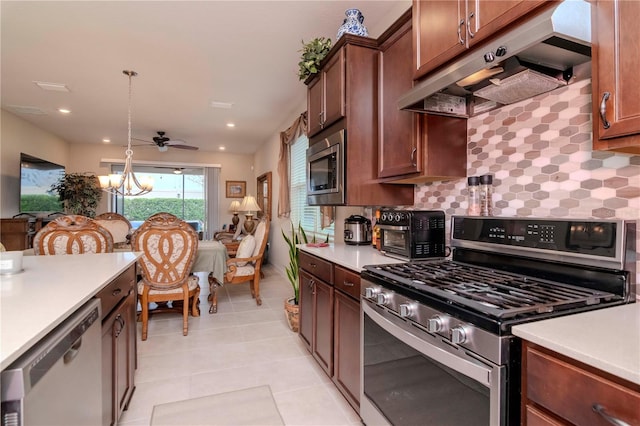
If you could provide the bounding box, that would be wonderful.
[98,70,153,196]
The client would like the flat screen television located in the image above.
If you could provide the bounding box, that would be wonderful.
[20,153,65,213]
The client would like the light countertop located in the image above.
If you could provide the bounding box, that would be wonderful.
[298,242,405,272]
[1,252,140,370]
[512,303,640,385]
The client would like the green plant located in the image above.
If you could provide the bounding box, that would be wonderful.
[298,37,332,81]
[282,222,309,304]
[51,173,103,217]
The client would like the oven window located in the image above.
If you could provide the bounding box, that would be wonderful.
[309,153,336,192]
[383,229,408,251]
[363,315,490,425]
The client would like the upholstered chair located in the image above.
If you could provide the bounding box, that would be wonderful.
[33,215,114,255]
[209,219,269,314]
[95,212,132,249]
[131,212,200,340]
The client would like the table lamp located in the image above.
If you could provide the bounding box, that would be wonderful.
[239,195,262,234]
[229,200,241,229]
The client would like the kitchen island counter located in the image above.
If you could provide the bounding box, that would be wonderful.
[298,242,404,272]
[0,252,140,370]
[513,303,640,385]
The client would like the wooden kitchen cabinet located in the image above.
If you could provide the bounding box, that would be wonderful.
[413,0,549,79]
[299,269,334,375]
[306,34,414,206]
[99,265,136,426]
[333,266,361,411]
[522,342,640,426]
[307,50,345,137]
[591,0,640,154]
[378,10,467,183]
[0,217,41,250]
[299,252,361,412]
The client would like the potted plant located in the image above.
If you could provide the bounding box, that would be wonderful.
[282,222,308,332]
[298,37,332,81]
[51,172,103,218]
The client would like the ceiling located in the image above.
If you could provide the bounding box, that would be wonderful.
[1,1,410,155]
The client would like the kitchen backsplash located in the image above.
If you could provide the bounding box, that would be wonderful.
[413,78,639,293]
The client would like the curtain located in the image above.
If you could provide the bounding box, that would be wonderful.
[277,112,307,217]
[205,166,220,238]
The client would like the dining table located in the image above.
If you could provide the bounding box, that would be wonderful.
[22,240,229,285]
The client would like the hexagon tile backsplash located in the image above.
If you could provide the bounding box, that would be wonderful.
[415,79,639,221]
[413,78,639,293]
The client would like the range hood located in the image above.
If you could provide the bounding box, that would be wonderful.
[399,0,592,117]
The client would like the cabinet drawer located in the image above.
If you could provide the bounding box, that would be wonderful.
[334,266,360,300]
[96,265,136,320]
[299,251,333,285]
[526,345,640,426]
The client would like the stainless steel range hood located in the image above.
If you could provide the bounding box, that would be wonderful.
[399,0,592,117]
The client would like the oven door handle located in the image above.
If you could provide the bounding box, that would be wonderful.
[377,224,409,231]
[363,302,493,387]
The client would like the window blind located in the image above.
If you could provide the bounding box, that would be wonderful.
[290,135,334,241]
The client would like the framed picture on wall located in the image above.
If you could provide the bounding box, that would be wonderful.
[226,181,246,198]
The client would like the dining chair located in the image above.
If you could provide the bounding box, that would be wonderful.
[209,219,269,314]
[95,212,132,249]
[131,212,200,340]
[33,215,114,255]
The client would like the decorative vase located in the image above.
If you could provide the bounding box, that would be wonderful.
[336,8,368,40]
[284,297,300,332]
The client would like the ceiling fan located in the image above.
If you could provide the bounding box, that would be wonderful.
[133,131,199,152]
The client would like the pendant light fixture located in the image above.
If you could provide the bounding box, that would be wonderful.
[98,70,153,196]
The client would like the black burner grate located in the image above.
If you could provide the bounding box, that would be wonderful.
[367,261,617,319]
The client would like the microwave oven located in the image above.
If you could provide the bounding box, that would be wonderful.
[307,128,345,205]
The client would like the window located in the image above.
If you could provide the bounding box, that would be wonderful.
[289,135,334,241]
[110,165,206,233]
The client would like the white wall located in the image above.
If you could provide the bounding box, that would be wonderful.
[1,109,255,230]
[1,110,70,217]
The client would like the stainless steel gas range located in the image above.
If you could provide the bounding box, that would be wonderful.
[360,216,636,426]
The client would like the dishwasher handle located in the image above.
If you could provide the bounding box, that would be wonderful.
[62,337,83,364]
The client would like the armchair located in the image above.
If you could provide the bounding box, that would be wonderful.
[33,215,114,255]
[131,212,200,340]
[209,219,269,313]
[95,212,132,249]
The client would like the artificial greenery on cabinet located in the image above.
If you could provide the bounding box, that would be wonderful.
[298,37,332,81]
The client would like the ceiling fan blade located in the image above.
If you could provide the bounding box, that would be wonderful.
[170,144,199,150]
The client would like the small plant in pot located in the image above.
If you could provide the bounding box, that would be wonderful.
[298,37,332,81]
[282,222,308,332]
[51,172,103,218]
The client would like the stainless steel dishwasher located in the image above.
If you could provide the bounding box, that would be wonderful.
[1,299,102,426]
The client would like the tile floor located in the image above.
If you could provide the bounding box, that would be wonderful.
[119,265,362,426]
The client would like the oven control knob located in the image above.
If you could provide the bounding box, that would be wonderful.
[364,287,379,299]
[451,326,470,344]
[399,303,414,318]
[394,213,402,222]
[427,315,445,333]
[376,293,391,305]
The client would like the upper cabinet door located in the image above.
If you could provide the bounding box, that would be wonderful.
[592,0,640,154]
[323,49,345,129]
[307,76,324,137]
[414,1,467,79]
[413,0,548,79]
[379,14,420,178]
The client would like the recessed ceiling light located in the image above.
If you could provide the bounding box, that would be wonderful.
[210,101,233,109]
[226,123,235,128]
[34,81,70,92]
[58,108,71,114]
[219,146,226,151]
[102,138,111,143]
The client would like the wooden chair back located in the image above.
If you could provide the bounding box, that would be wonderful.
[33,215,114,255]
[131,212,198,290]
